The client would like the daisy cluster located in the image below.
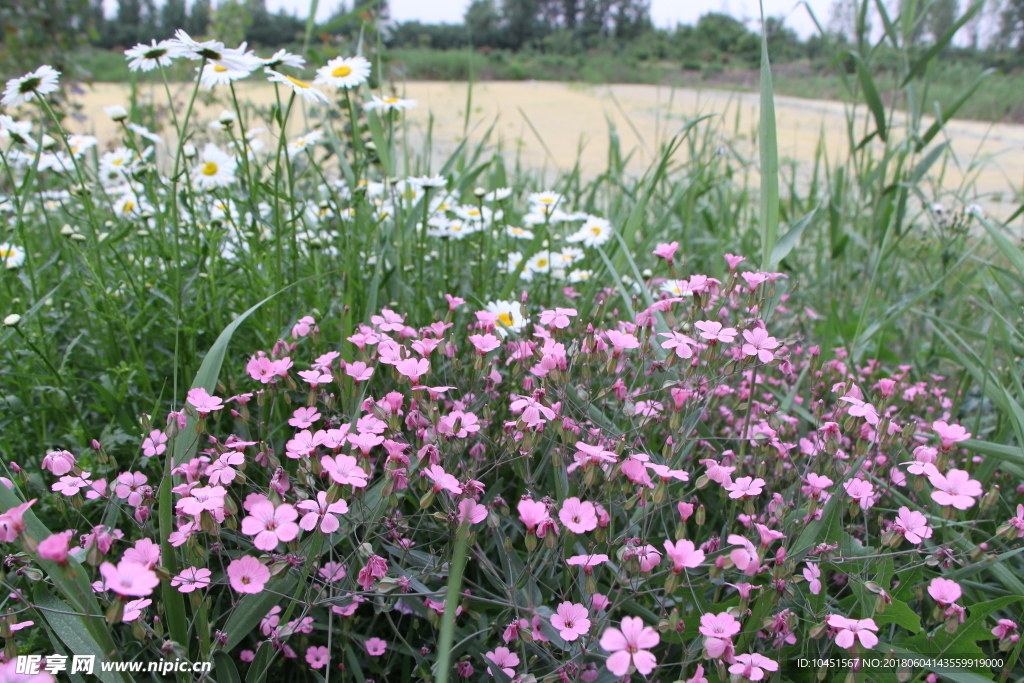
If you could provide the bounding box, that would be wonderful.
[2,251,1021,682]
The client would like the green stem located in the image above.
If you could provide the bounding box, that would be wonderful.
[434,521,470,683]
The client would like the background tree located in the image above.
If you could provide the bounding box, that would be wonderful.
[209,0,252,46]
[188,0,212,36]
[161,0,187,36]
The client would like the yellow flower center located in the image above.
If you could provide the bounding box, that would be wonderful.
[0,248,12,257]
[497,313,514,327]
[536,259,548,268]
[383,97,399,104]
[590,226,602,235]
[467,209,480,216]
[332,65,353,77]
[202,162,218,176]
[540,197,554,204]
[214,65,228,73]
[112,159,125,166]
[286,75,311,89]
[123,201,135,213]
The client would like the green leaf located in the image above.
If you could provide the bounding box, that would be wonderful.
[758,0,779,272]
[769,206,818,270]
[874,598,921,634]
[901,0,985,86]
[213,651,242,683]
[849,52,887,143]
[223,575,299,652]
[33,587,124,683]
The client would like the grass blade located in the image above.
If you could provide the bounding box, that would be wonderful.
[758,0,779,272]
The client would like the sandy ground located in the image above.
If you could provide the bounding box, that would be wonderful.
[68,81,1024,218]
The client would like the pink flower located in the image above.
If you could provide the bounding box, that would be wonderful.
[517,499,552,535]
[694,320,737,344]
[841,396,879,426]
[114,471,149,507]
[551,601,591,641]
[321,454,369,488]
[469,333,501,354]
[357,554,388,590]
[186,387,224,416]
[289,406,321,428]
[827,615,879,649]
[99,560,160,597]
[684,664,709,683]
[306,646,329,669]
[122,598,151,623]
[892,507,932,544]
[122,538,160,568]
[37,531,73,565]
[484,646,519,677]
[627,544,662,572]
[728,653,779,681]
[291,315,315,339]
[0,499,35,541]
[227,556,270,594]
[605,330,640,355]
[803,563,821,595]
[458,498,489,525]
[141,430,167,457]
[741,328,780,363]
[803,473,833,498]
[52,473,92,496]
[371,308,405,332]
[844,479,877,510]
[395,358,430,383]
[539,307,577,329]
[724,253,746,270]
[653,241,679,263]
[240,501,300,551]
[345,361,374,382]
[445,294,465,311]
[932,420,971,450]
[296,491,349,533]
[171,567,212,593]
[659,332,696,359]
[927,578,962,605]
[728,535,761,575]
[365,637,387,656]
[700,612,741,639]
[558,497,598,533]
[929,469,982,510]
[663,539,704,573]
[600,616,660,676]
[567,553,609,574]
[725,476,764,499]
[42,449,76,475]
[992,619,1018,640]
[424,465,463,496]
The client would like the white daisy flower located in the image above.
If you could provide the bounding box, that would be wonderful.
[408,174,447,189]
[125,40,180,72]
[523,209,570,225]
[38,152,74,173]
[526,250,553,277]
[567,215,613,247]
[364,95,417,112]
[287,130,324,159]
[66,134,97,158]
[171,31,263,73]
[454,204,499,225]
[554,247,584,266]
[0,243,25,268]
[506,226,534,240]
[314,56,371,89]
[485,300,528,337]
[528,191,563,209]
[192,143,237,190]
[264,49,305,71]
[2,65,60,107]
[113,192,152,219]
[200,63,252,90]
[0,115,33,145]
[127,123,162,145]
[209,198,241,223]
[99,147,134,184]
[485,187,512,201]
[660,279,695,297]
[267,70,329,105]
[568,269,593,283]
[104,105,128,122]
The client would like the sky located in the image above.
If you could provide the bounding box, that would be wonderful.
[264,0,837,38]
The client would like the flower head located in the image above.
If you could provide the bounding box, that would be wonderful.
[600,616,660,676]
[227,555,270,594]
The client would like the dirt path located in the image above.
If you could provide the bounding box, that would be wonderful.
[69,81,1024,218]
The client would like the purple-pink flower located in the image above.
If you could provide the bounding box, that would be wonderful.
[600,616,659,676]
